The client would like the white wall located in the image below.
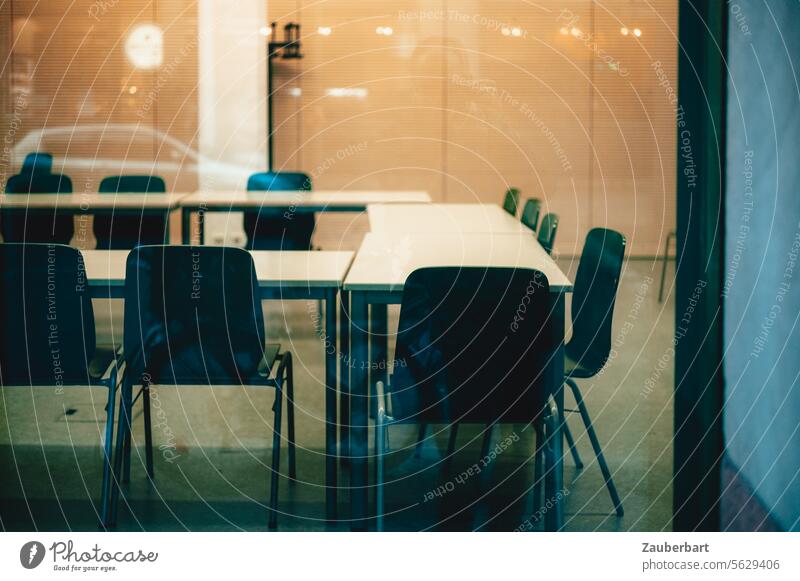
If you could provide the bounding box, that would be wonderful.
[198,0,268,244]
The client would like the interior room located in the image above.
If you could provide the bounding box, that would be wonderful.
[0,0,797,538]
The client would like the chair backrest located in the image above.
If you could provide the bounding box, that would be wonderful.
[21,152,53,174]
[389,267,556,424]
[502,187,519,216]
[566,228,626,375]
[94,175,168,249]
[0,244,96,386]
[3,173,74,243]
[99,175,167,193]
[247,171,311,192]
[537,213,559,254]
[5,172,72,194]
[123,246,266,385]
[244,172,314,250]
[520,198,542,231]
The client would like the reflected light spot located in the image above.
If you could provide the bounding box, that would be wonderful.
[326,87,368,98]
[128,86,138,95]
[560,27,569,35]
[511,27,522,37]
[125,24,163,70]
[570,27,581,37]
[318,26,332,36]
[501,27,511,36]
[289,87,302,97]
[620,27,629,36]
[259,26,272,37]
[376,26,393,36]
[633,28,642,37]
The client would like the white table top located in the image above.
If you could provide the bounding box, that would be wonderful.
[368,203,529,234]
[343,233,572,292]
[83,249,354,289]
[180,190,431,209]
[0,193,188,210]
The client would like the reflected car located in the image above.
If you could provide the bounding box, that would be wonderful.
[12,124,259,193]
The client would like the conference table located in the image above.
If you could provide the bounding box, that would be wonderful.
[367,203,531,234]
[180,190,432,244]
[82,248,354,522]
[0,192,188,239]
[342,228,573,530]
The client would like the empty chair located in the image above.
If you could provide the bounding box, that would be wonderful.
[93,175,168,249]
[562,228,626,516]
[111,245,296,529]
[537,213,559,254]
[374,267,562,531]
[3,169,73,244]
[520,198,542,231]
[0,243,120,526]
[21,151,53,173]
[501,187,520,216]
[244,171,314,250]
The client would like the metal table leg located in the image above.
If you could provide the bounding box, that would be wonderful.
[349,291,370,530]
[181,208,191,244]
[339,291,350,462]
[369,304,388,412]
[324,288,338,522]
[547,292,566,531]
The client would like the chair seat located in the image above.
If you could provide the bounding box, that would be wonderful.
[564,353,595,379]
[88,347,120,384]
[258,342,282,376]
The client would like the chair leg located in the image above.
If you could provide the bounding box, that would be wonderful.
[110,378,133,526]
[567,378,624,516]
[285,354,297,481]
[142,383,154,480]
[563,419,584,469]
[414,423,426,458]
[446,424,459,458]
[269,373,284,529]
[658,231,675,303]
[122,384,132,483]
[375,415,386,532]
[542,412,558,531]
[532,422,544,519]
[99,369,117,528]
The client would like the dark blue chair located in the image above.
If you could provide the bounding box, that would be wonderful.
[94,175,168,249]
[3,168,73,244]
[520,198,542,231]
[21,152,53,173]
[502,187,520,216]
[244,172,314,250]
[110,245,296,529]
[0,243,120,526]
[562,228,626,516]
[537,213,559,254]
[374,267,562,530]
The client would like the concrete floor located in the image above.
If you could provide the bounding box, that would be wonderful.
[0,251,675,531]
